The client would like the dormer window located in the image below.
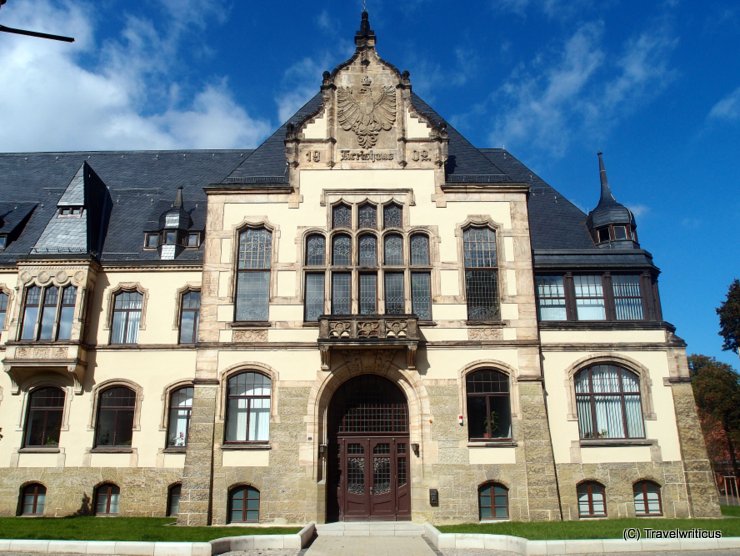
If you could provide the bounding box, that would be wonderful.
[186,232,200,248]
[59,206,83,217]
[597,228,610,243]
[165,231,178,245]
[0,235,6,250]
[613,225,628,240]
[165,213,180,228]
[145,233,159,249]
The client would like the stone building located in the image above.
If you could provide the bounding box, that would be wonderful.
[0,13,719,524]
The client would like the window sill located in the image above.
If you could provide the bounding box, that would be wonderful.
[467,441,517,448]
[19,447,60,453]
[580,438,654,447]
[230,322,271,329]
[539,320,672,331]
[221,443,271,450]
[91,447,133,453]
[163,447,187,454]
[465,321,504,327]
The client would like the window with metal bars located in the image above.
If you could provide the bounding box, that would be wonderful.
[302,201,432,320]
[463,226,499,321]
[235,227,272,322]
[574,365,644,439]
[535,273,649,322]
[20,284,77,341]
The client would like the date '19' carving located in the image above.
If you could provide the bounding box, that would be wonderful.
[305,150,321,162]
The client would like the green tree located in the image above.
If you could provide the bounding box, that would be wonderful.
[717,279,740,354]
[689,355,740,476]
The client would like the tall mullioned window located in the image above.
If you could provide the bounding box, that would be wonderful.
[95,386,136,447]
[178,290,200,344]
[0,291,8,334]
[110,290,143,344]
[225,372,271,443]
[167,386,193,448]
[20,285,77,341]
[302,201,432,320]
[235,227,272,321]
[463,226,499,321]
[575,364,644,440]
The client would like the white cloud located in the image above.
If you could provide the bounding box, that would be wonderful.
[627,204,650,218]
[708,86,740,122]
[492,0,595,19]
[0,0,269,151]
[478,19,677,158]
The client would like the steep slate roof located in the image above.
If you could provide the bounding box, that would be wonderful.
[0,99,656,270]
[0,151,250,264]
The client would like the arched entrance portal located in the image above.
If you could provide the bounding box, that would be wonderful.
[327,374,410,521]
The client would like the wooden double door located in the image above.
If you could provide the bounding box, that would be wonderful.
[336,435,410,520]
[327,374,411,521]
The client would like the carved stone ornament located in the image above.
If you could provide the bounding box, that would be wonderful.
[233,329,268,343]
[337,76,396,148]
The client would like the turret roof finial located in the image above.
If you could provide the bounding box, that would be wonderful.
[355,9,376,49]
[597,151,616,206]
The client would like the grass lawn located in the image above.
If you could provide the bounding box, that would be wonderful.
[437,515,740,540]
[0,517,300,542]
[721,505,740,518]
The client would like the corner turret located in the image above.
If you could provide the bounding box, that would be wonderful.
[587,152,639,248]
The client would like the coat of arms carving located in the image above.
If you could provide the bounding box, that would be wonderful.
[337,76,396,148]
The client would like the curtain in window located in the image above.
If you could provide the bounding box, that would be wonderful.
[57,286,77,340]
[536,275,567,320]
[21,484,46,515]
[634,481,661,514]
[168,387,193,447]
[111,291,143,344]
[613,275,644,320]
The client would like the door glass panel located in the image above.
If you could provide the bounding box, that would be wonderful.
[373,457,391,495]
[347,457,365,495]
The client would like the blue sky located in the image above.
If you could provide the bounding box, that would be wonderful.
[1,0,738,367]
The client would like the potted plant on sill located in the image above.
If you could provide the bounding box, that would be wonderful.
[482,410,499,439]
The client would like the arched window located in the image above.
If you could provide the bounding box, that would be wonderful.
[575,364,645,439]
[358,202,377,229]
[466,369,512,441]
[235,227,272,322]
[463,226,499,321]
[634,480,662,516]
[332,203,352,229]
[19,483,46,516]
[167,483,182,516]
[24,387,64,447]
[478,482,508,520]
[383,202,402,229]
[178,290,200,344]
[110,290,143,344]
[95,386,136,447]
[95,483,120,516]
[167,386,193,448]
[228,485,260,523]
[225,372,271,443]
[577,481,606,517]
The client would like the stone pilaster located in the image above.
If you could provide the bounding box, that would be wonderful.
[670,380,721,517]
[519,379,562,521]
[177,380,218,526]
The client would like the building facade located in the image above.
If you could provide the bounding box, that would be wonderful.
[0,13,720,524]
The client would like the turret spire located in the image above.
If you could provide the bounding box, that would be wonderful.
[586,152,638,248]
[355,10,376,49]
[597,151,616,205]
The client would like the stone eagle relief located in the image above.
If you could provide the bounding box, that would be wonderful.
[336,76,396,148]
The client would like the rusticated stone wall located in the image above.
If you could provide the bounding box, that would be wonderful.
[177,382,218,526]
[670,381,721,517]
[556,461,690,519]
[0,467,182,517]
[210,385,317,525]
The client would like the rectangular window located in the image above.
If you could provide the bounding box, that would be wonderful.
[384,272,405,315]
[573,275,606,320]
[359,273,377,314]
[235,227,272,322]
[331,272,351,315]
[612,275,644,320]
[411,272,431,320]
[463,227,499,321]
[304,273,325,321]
[0,291,7,332]
[178,291,200,344]
[111,291,143,345]
[20,285,77,341]
[536,276,567,320]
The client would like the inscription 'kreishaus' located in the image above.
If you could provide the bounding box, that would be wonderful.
[340,149,394,162]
